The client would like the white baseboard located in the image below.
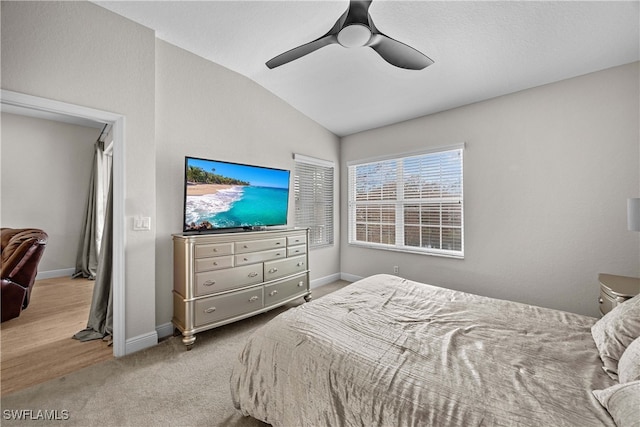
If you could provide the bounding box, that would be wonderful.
[340,272,363,283]
[36,268,75,280]
[310,273,342,288]
[125,330,158,355]
[156,322,175,340]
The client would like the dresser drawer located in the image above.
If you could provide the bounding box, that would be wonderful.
[235,248,285,266]
[235,238,286,254]
[195,264,263,296]
[194,255,234,273]
[264,275,308,307]
[287,234,307,246]
[194,287,263,327]
[264,255,307,281]
[194,242,233,258]
[599,288,615,316]
[597,274,640,316]
[287,245,306,257]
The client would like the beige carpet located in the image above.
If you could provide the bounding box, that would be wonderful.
[0,280,351,426]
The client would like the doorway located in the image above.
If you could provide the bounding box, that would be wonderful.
[1,89,126,357]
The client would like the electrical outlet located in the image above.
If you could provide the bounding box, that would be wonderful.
[393,265,399,275]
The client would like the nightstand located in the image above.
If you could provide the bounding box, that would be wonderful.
[598,273,640,316]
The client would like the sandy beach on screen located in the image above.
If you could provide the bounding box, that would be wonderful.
[186,183,236,196]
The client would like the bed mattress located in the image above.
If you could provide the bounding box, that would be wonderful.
[231,274,616,426]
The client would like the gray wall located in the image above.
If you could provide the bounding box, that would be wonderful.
[2,1,157,343]
[1,1,341,347]
[341,62,640,317]
[1,113,99,274]
[154,40,341,327]
[2,1,341,345]
[3,0,638,351]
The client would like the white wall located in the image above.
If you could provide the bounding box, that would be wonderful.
[4,0,636,345]
[154,40,341,327]
[341,62,640,317]
[2,1,157,345]
[1,1,342,348]
[0,113,98,275]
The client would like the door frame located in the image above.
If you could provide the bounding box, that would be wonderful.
[1,89,126,357]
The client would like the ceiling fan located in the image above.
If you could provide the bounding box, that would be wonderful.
[266,0,434,70]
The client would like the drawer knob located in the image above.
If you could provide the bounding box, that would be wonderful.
[204,307,216,313]
[269,268,278,274]
[243,245,248,249]
[298,281,304,287]
[276,242,281,245]
[269,290,278,296]
[249,295,259,302]
[248,271,258,278]
[599,297,604,304]
[213,261,218,266]
[297,262,304,267]
[204,280,216,286]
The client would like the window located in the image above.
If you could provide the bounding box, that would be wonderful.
[348,146,464,258]
[294,154,334,248]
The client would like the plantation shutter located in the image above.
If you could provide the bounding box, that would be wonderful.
[294,154,334,247]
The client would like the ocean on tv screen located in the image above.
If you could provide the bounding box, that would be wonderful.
[185,184,288,231]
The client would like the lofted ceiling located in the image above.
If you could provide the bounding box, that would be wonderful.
[93,1,640,137]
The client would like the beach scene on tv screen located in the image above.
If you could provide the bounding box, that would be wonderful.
[184,158,290,231]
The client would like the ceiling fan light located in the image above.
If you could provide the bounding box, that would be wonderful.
[337,24,372,48]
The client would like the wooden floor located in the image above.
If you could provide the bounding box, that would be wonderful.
[1,277,114,396]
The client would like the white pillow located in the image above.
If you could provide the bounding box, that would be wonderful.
[591,294,640,380]
[619,336,640,383]
[592,381,640,427]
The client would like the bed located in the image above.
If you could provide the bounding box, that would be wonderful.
[231,274,640,426]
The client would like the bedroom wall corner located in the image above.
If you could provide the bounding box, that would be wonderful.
[339,61,640,317]
[154,39,341,327]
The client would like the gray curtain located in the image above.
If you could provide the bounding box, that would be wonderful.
[73,141,114,343]
[72,144,100,279]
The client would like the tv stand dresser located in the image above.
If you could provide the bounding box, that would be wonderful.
[172,228,311,350]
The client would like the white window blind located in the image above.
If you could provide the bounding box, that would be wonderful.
[294,154,334,248]
[348,146,464,258]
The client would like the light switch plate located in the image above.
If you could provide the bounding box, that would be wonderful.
[133,216,151,231]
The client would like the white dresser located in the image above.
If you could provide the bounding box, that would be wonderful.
[172,228,311,349]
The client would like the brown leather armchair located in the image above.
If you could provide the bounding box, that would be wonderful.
[1,228,48,322]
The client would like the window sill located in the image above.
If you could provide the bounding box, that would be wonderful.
[348,242,464,259]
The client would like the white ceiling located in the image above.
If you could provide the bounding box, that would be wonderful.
[94,1,640,137]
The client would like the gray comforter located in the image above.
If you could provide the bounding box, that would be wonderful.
[231,274,616,426]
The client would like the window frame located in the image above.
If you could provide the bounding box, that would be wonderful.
[347,145,464,258]
[293,154,335,248]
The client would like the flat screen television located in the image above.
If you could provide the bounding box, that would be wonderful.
[182,156,290,233]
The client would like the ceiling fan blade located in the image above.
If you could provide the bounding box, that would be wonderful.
[265,3,352,69]
[368,33,434,70]
[343,0,372,26]
[266,34,338,69]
